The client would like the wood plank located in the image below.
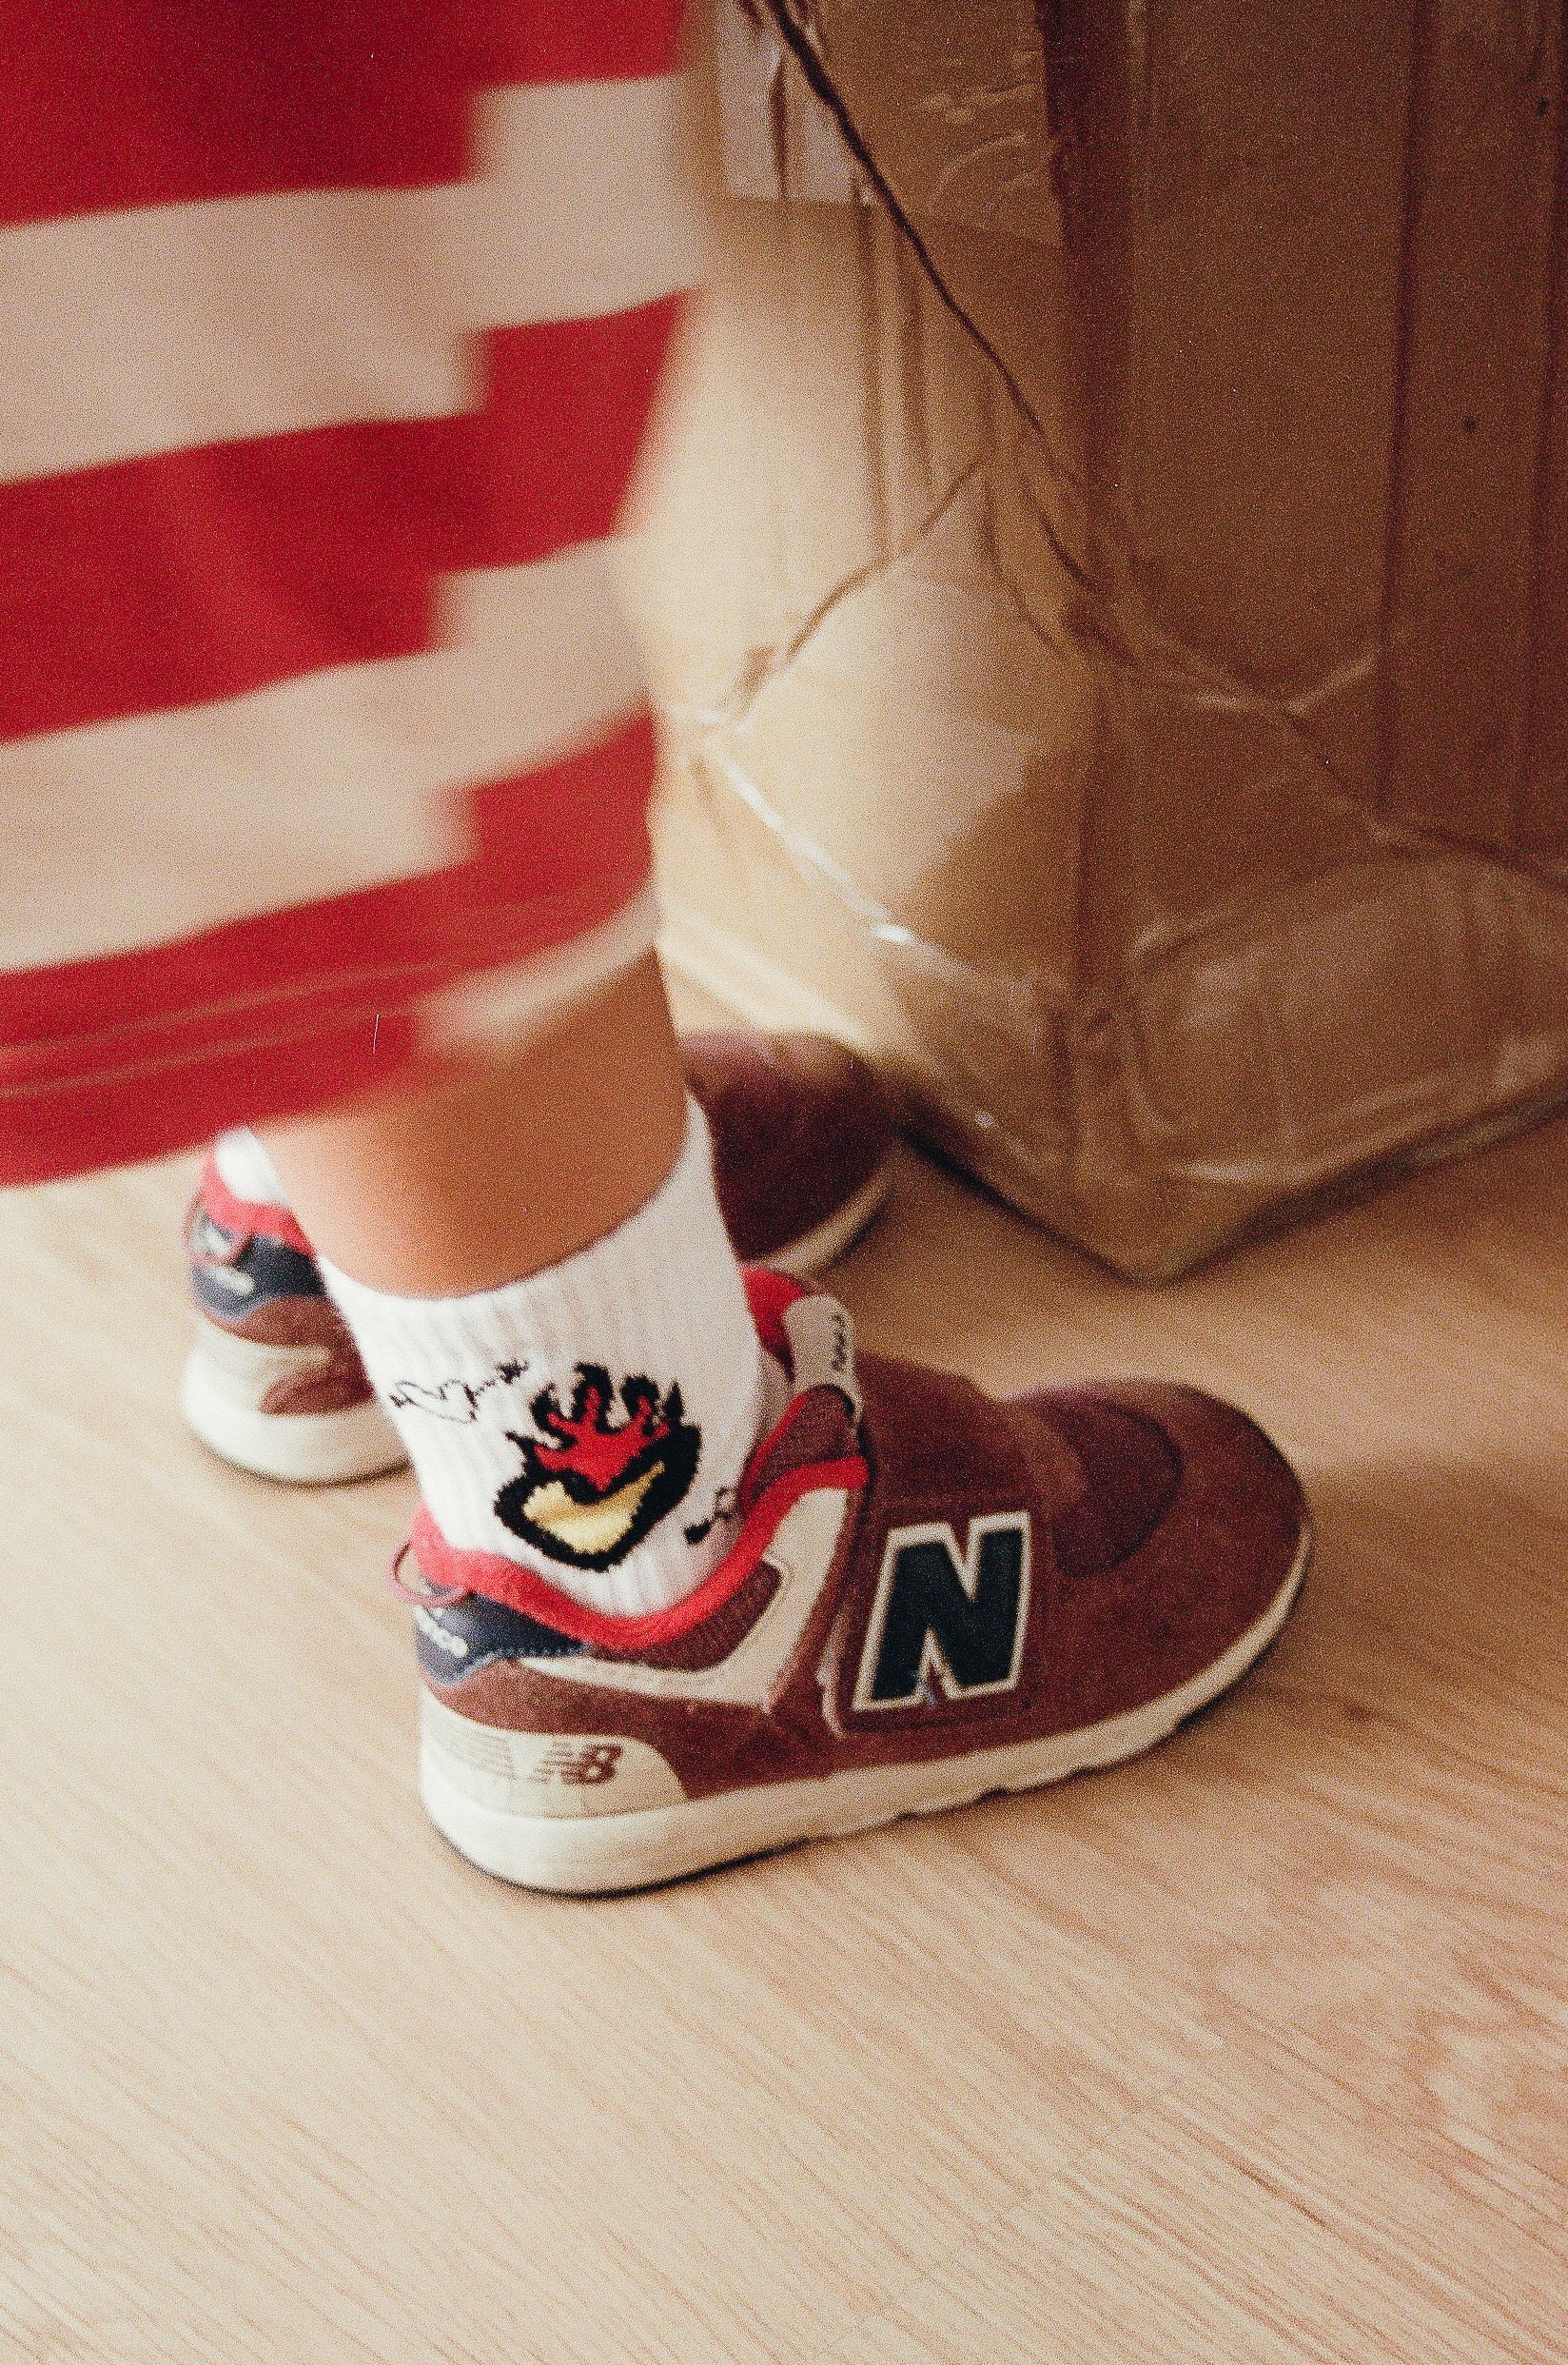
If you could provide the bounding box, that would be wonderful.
[823,2030,1568,2364]
[5,1058,1568,2359]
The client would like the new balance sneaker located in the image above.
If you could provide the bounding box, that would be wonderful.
[181,1032,895,1485]
[404,1274,1311,1893]
[182,1179,405,1484]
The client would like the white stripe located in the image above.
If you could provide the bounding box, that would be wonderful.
[0,187,470,483]
[0,542,644,969]
[419,882,661,1055]
[0,75,705,484]
[471,76,708,325]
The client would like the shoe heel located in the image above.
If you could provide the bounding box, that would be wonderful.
[181,1324,406,1485]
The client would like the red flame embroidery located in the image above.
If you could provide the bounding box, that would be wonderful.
[531,1374,673,1494]
[498,1366,703,1567]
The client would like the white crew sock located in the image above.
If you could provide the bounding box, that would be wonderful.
[322,1103,768,1618]
[213,1127,287,1208]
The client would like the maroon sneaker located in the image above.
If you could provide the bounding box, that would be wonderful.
[181,1032,896,1484]
[404,1273,1310,1892]
[682,1032,894,1271]
[181,1173,407,1484]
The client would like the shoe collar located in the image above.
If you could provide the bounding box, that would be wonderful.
[395,1271,868,1650]
[190,1150,316,1260]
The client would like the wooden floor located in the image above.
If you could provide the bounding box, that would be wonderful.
[6,1079,1568,2362]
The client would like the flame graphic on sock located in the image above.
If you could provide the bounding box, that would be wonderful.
[532,1375,671,1491]
[495,1366,702,1572]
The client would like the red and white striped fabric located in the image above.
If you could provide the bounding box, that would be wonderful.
[0,2,699,1183]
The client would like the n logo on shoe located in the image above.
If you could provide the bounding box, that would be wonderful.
[853,1515,1031,1711]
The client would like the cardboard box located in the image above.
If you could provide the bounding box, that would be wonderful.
[628,0,1568,1278]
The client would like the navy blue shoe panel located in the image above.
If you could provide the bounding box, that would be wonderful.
[189,1212,327,1324]
[414,1591,590,1684]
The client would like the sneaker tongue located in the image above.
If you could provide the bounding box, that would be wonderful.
[734,1285,863,1517]
[779,1293,860,1417]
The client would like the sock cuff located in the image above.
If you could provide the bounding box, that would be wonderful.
[213,1126,287,1208]
[318,1095,764,1617]
[318,1096,715,1322]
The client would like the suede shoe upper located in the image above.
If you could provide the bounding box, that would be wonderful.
[411,1278,1308,1804]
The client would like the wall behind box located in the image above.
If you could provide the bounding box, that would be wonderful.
[626,0,1568,1279]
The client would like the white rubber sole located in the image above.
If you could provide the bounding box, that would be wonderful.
[419,1527,1310,1894]
[764,1154,895,1278]
[180,1334,406,1485]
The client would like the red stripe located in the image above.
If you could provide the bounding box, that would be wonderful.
[0,304,678,744]
[1,4,685,229]
[457,301,684,569]
[0,424,445,741]
[0,712,657,1184]
[0,2,469,227]
[19,1007,422,1189]
[407,1451,868,1643]
[0,6,685,230]
[478,1,684,87]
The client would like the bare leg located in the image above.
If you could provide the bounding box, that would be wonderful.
[257,955,685,1296]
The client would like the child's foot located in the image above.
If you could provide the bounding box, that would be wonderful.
[406,1273,1310,1893]
[181,1035,894,1485]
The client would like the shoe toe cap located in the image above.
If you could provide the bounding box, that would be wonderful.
[1021,1388,1184,1581]
[1008,1378,1309,1719]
